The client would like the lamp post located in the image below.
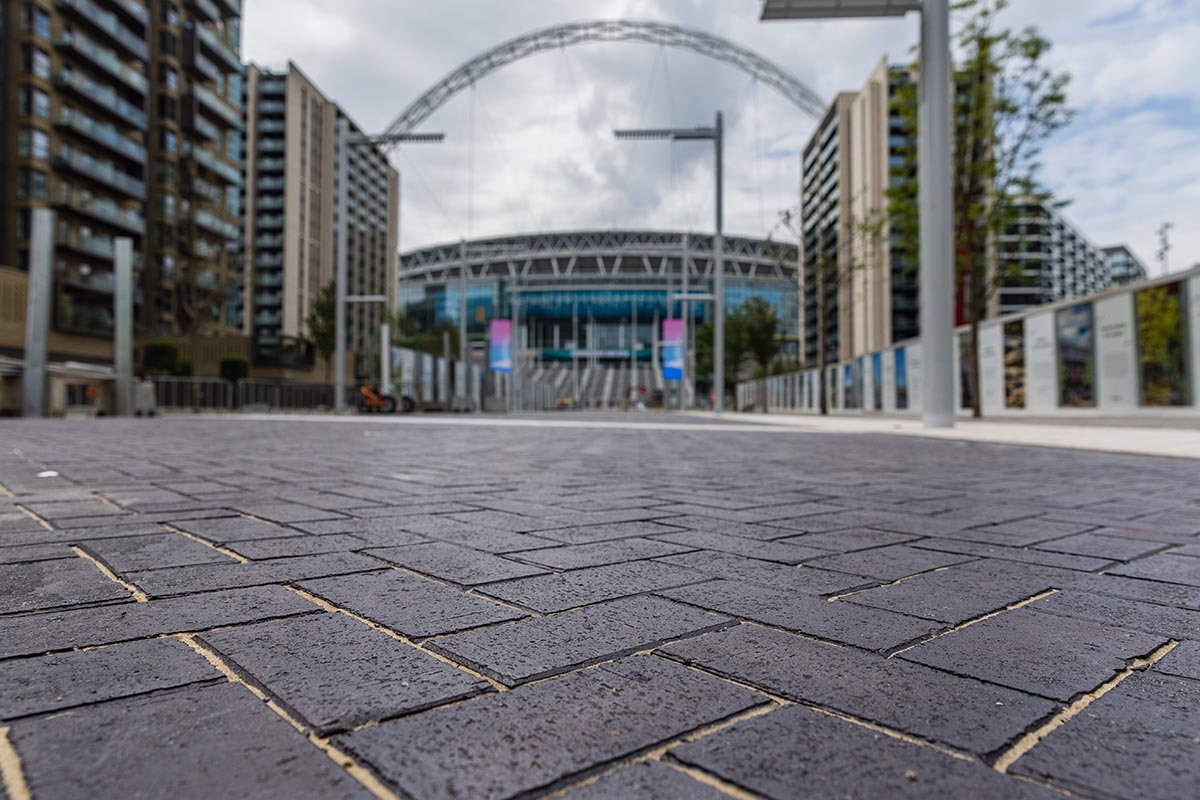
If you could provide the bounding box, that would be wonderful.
[616,114,725,413]
[760,0,955,428]
[334,123,444,411]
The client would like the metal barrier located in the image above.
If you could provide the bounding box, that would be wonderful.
[152,377,234,410]
[236,380,348,410]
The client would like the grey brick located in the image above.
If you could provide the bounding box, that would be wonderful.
[805,544,975,581]
[79,531,234,573]
[1057,571,1200,611]
[1154,639,1200,681]
[900,608,1166,701]
[1013,672,1200,800]
[0,637,217,719]
[21,499,126,521]
[0,523,165,547]
[445,509,562,533]
[846,560,1063,624]
[0,585,317,659]
[299,570,525,639]
[655,550,876,594]
[660,623,1058,754]
[366,542,547,585]
[534,521,686,545]
[1110,553,1200,586]
[1035,532,1173,561]
[429,596,732,686]
[174,516,301,544]
[659,579,939,652]
[226,534,369,560]
[231,502,346,524]
[8,682,373,799]
[912,539,1113,572]
[478,560,708,613]
[671,705,1056,800]
[558,761,728,800]
[126,552,384,597]
[934,518,1097,547]
[649,514,801,541]
[648,529,828,564]
[0,543,72,564]
[335,656,764,800]
[384,514,554,552]
[1030,590,1200,640]
[509,538,694,570]
[775,528,919,552]
[0,557,131,615]
[199,613,487,734]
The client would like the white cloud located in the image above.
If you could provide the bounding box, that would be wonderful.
[242,0,1200,272]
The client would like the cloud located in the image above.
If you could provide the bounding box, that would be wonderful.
[243,0,1200,272]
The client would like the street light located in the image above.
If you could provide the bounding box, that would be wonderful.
[760,0,955,428]
[333,123,445,411]
[615,113,726,413]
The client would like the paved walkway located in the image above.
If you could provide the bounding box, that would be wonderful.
[1,415,1198,799]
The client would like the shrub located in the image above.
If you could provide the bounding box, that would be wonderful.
[219,356,250,384]
[142,340,180,375]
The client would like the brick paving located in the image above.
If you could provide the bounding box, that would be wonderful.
[0,416,1198,800]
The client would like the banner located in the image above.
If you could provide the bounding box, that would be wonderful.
[662,319,683,381]
[489,320,512,373]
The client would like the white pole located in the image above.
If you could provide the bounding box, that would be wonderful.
[459,239,469,403]
[919,0,956,428]
[334,117,350,410]
[114,237,134,415]
[713,111,725,414]
[23,209,53,417]
[681,232,690,410]
[380,322,391,393]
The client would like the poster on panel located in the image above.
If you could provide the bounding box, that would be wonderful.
[958,332,975,410]
[661,319,683,381]
[1135,282,1190,406]
[489,320,512,374]
[895,346,908,410]
[872,353,882,411]
[1004,320,1026,409]
[1055,303,1095,407]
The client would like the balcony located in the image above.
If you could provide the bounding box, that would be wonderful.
[254,292,283,307]
[256,157,285,173]
[183,43,219,83]
[184,107,221,142]
[196,25,241,71]
[55,106,147,163]
[191,84,242,129]
[192,239,220,259]
[257,137,284,154]
[186,0,221,22]
[56,0,149,60]
[259,80,285,96]
[257,101,286,116]
[53,186,145,233]
[256,214,284,229]
[55,145,146,198]
[56,224,116,261]
[255,196,284,210]
[254,311,282,326]
[194,209,240,239]
[112,0,149,25]
[57,30,148,95]
[218,0,241,16]
[186,144,242,186]
[257,119,285,134]
[190,177,222,203]
[256,177,285,191]
[256,234,284,249]
[255,256,283,270]
[55,68,147,128]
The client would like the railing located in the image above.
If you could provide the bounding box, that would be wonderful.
[54,67,147,128]
[196,25,241,71]
[55,144,146,198]
[191,84,243,128]
[56,106,147,162]
[57,0,150,60]
[186,145,242,186]
[152,377,235,410]
[236,380,348,410]
[57,30,148,94]
[52,186,144,233]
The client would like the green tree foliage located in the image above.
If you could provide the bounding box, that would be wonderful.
[695,298,785,398]
[142,340,180,376]
[1136,284,1188,406]
[219,356,251,384]
[887,0,1074,416]
[304,282,337,381]
[389,310,460,360]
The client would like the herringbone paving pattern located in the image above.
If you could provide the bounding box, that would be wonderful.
[1,416,1198,799]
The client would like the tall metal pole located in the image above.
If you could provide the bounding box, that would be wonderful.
[713,111,725,414]
[334,117,350,410]
[22,208,53,418]
[511,282,520,413]
[681,232,690,410]
[919,0,955,427]
[380,322,391,393]
[114,237,134,416]
[572,299,579,408]
[458,239,469,403]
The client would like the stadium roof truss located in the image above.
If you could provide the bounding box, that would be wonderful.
[399,231,799,286]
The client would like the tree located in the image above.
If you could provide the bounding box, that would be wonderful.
[305,281,337,383]
[741,297,782,412]
[888,0,1074,417]
[695,306,749,402]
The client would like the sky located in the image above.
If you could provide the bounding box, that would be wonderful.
[242,0,1200,276]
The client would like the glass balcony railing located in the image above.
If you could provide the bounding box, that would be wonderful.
[192,239,220,259]
[257,101,286,116]
[256,214,284,229]
[259,81,285,96]
[196,25,241,70]
[257,137,284,153]
[254,292,283,307]
[188,111,220,142]
[255,254,284,269]
[255,196,284,210]
[256,157,285,172]
[194,209,240,239]
[57,0,150,60]
[185,47,219,83]
[55,67,147,128]
[56,107,146,163]
[53,186,144,233]
[112,0,149,24]
[55,144,146,198]
[255,311,282,326]
[192,84,242,128]
[186,144,242,186]
[57,30,148,94]
[218,0,241,17]
[56,223,116,261]
[256,177,285,191]
[257,119,285,134]
[187,0,221,22]
[256,234,284,249]
[190,177,222,203]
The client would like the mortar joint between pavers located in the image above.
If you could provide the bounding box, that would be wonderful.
[885,588,1061,658]
[164,524,251,564]
[176,633,402,800]
[14,504,54,531]
[70,545,150,602]
[0,727,33,800]
[990,638,1181,774]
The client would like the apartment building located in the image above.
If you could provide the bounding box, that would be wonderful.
[1102,244,1149,286]
[243,62,398,373]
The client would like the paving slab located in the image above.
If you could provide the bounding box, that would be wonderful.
[659,579,940,652]
[298,569,525,639]
[0,637,218,719]
[775,527,919,552]
[1035,531,1174,561]
[1029,589,1200,640]
[0,557,132,615]
[225,533,370,560]
[647,529,829,564]
[804,543,975,581]
[78,531,235,573]
[0,543,73,564]
[0,585,317,659]
[365,541,547,586]
[173,516,300,543]
[557,761,728,800]
[654,550,876,594]
[477,559,709,613]
[508,537,695,570]
[900,607,1167,701]
[335,655,765,800]
[670,704,1058,799]
[1153,639,1200,681]
[199,613,488,734]
[125,552,384,597]
[7,682,374,799]
[660,623,1059,754]
[1109,553,1200,586]
[428,595,733,686]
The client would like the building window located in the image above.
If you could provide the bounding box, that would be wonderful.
[17,168,48,201]
[21,45,51,80]
[160,2,179,25]
[225,130,240,161]
[159,128,178,154]
[156,161,177,186]
[159,32,177,57]
[19,86,50,119]
[20,4,52,40]
[17,210,33,241]
[18,127,50,160]
[160,65,179,92]
[157,94,177,121]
